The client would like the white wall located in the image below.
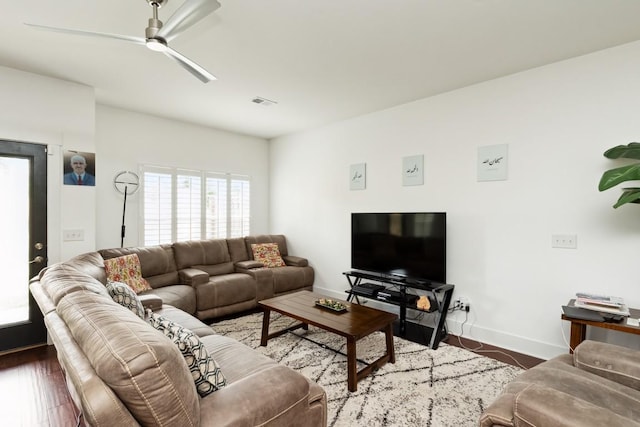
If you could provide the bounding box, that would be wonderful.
[95,105,270,249]
[270,41,640,360]
[0,66,96,263]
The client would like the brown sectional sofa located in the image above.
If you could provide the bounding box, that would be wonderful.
[480,340,640,427]
[29,235,325,427]
[98,234,315,320]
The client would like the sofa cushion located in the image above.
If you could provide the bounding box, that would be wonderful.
[512,383,640,427]
[173,239,231,270]
[505,356,640,422]
[574,340,640,391]
[141,285,197,315]
[44,310,140,426]
[245,235,289,258]
[106,281,145,319]
[199,334,320,427]
[100,245,180,288]
[201,334,279,382]
[226,237,250,262]
[56,292,200,427]
[39,262,110,306]
[155,305,215,338]
[148,312,226,397]
[251,243,286,268]
[104,254,152,294]
[272,266,315,294]
[58,251,108,284]
[196,273,257,310]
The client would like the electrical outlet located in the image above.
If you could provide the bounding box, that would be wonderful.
[453,297,471,312]
[552,234,577,249]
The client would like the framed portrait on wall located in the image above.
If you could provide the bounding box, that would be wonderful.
[63,150,96,186]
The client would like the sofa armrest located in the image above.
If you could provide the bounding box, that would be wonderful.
[178,268,209,286]
[510,383,639,427]
[479,393,517,427]
[200,365,316,427]
[138,294,163,311]
[282,255,308,267]
[574,340,640,390]
[234,260,264,270]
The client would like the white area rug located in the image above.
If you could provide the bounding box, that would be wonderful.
[212,312,521,427]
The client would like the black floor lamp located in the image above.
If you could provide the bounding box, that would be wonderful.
[113,171,140,248]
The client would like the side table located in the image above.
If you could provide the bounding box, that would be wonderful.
[561,299,640,353]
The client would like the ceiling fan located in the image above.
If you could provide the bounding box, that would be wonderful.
[26,0,220,83]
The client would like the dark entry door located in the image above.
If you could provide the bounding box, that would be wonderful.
[0,140,48,352]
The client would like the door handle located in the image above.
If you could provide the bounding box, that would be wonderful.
[29,256,45,264]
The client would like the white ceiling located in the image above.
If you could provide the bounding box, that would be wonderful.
[2,0,640,140]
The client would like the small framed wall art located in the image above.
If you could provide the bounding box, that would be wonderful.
[402,154,424,186]
[350,163,366,190]
[63,150,96,186]
[477,144,508,182]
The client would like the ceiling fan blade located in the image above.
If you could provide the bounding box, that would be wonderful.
[156,0,221,42]
[162,46,216,83]
[25,23,146,45]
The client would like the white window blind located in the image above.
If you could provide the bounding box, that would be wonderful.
[205,175,228,239]
[176,171,202,241]
[143,168,172,245]
[141,165,250,244]
[230,178,250,237]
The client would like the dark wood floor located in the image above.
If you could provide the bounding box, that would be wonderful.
[443,334,544,370]
[0,345,81,427]
[0,335,544,426]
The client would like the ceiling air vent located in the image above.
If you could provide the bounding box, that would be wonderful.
[251,97,278,107]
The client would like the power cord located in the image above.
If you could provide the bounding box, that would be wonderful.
[559,308,575,353]
[454,310,529,371]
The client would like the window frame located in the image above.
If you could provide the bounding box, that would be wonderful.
[140,165,250,245]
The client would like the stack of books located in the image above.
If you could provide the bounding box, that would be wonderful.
[574,292,630,316]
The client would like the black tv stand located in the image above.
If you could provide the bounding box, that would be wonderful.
[343,270,454,349]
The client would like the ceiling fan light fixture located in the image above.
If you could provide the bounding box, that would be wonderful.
[146,38,168,52]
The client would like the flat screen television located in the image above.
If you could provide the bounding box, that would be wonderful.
[351,212,446,283]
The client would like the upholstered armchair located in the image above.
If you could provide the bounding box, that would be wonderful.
[480,340,640,427]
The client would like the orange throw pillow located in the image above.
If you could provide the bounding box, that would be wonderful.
[104,253,152,294]
[251,243,286,268]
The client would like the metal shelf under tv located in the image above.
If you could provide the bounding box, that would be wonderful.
[343,270,455,349]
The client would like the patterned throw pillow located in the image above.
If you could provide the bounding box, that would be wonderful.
[251,243,286,268]
[148,313,226,396]
[104,254,152,294]
[106,281,145,319]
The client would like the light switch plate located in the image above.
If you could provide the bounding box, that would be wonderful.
[63,229,84,241]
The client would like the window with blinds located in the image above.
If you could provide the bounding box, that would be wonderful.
[141,166,250,245]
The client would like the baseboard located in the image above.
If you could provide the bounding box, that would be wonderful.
[444,317,566,360]
[314,285,566,361]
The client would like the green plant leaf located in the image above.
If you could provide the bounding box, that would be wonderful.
[604,142,640,159]
[613,188,640,208]
[598,164,640,191]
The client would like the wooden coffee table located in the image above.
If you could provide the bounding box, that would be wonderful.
[259,290,397,392]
